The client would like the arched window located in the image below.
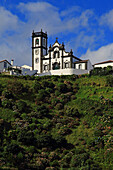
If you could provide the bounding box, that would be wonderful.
[44,65,48,71]
[54,51,59,58]
[35,38,39,45]
[65,62,69,68]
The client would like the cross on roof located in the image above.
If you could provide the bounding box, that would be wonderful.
[56,37,58,42]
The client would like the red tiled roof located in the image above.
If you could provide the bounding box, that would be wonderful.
[94,60,113,65]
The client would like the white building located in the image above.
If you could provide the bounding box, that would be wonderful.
[0,60,11,72]
[94,60,113,68]
[21,65,32,71]
[32,30,93,76]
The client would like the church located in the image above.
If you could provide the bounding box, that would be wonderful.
[32,30,93,76]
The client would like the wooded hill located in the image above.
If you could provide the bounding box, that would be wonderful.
[0,74,113,169]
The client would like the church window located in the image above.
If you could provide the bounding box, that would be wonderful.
[44,65,48,70]
[54,51,59,58]
[65,63,69,68]
[43,49,46,56]
[43,38,46,46]
[35,38,39,45]
[35,58,39,63]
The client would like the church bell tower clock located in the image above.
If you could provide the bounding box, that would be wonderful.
[32,29,48,73]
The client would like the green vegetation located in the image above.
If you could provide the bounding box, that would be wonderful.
[0,74,113,169]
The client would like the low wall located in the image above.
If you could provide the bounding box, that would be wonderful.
[39,68,89,76]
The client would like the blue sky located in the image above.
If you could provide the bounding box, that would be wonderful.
[1,0,113,66]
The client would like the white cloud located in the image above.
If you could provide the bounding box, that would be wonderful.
[100,9,113,30]
[0,7,19,35]
[18,2,57,13]
[60,6,81,17]
[81,43,113,64]
[18,2,94,35]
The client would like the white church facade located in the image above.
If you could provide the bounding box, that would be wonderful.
[32,30,93,76]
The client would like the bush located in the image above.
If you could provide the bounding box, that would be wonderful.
[56,83,67,93]
[35,104,49,118]
[1,98,12,109]
[16,100,27,113]
[4,142,22,154]
[55,90,60,96]
[91,66,113,76]
[106,75,113,86]
[71,95,76,100]
[36,133,52,148]
[2,90,13,99]
[7,80,25,97]
[33,80,41,92]
[18,129,35,145]
[64,105,80,117]
[52,133,67,147]
[55,103,63,110]
[70,153,89,167]
[41,80,54,89]
[36,89,47,102]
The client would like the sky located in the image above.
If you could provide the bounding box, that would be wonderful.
[1,0,113,66]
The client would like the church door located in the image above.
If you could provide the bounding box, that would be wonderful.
[53,62,60,70]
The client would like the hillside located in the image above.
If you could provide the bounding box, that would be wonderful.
[0,74,113,169]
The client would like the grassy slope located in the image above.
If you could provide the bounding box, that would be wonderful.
[0,75,113,169]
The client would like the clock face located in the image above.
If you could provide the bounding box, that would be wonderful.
[35,49,39,55]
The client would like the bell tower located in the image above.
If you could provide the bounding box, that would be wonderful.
[32,29,48,73]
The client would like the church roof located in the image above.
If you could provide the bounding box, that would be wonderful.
[52,37,61,47]
[94,60,113,65]
[74,60,88,63]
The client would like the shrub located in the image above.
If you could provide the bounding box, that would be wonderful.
[2,90,13,99]
[21,113,27,120]
[56,83,67,93]
[70,153,89,167]
[106,75,113,86]
[51,98,59,106]
[52,133,67,147]
[45,87,53,94]
[7,80,24,97]
[50,160,59,167]
[18,130,35,145]
[36,89,47,102]
[64,105,80,117]
[16,100,27,113]
[51,75,59,81]
[36,133,52,148]
[1,98,12,109]
[55,90,60,96]
[35,104,49,118]
[41,80,54,89]
[55,103,63,110]
[4,142,22,154]
[71,95,76,100]
[17,152,24,162]
[32,80,41,92]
